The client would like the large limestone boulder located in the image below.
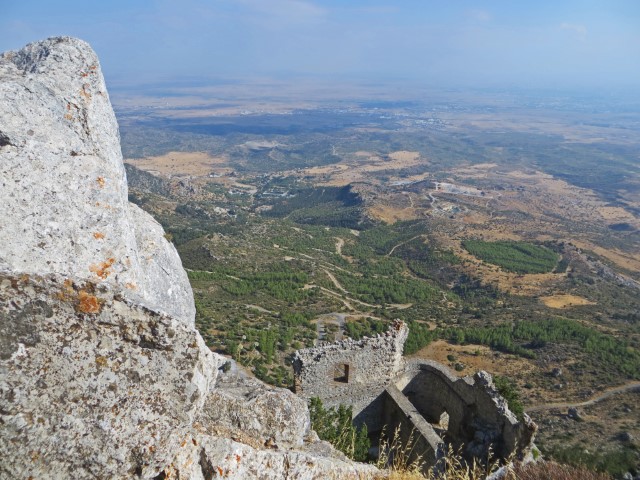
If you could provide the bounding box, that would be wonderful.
[0,272,216,478]
[170,435,376,480]
[165,367,377,480]
[198,369,312,450]
[0,37,377,480]
[0,37,216,478]
[0,36,194,324]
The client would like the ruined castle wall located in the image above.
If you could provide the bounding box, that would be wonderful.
[292,324,536,468]
[382,385,443,468]
[396,360,470,439]
[396,361,536,460]
[292,321,408,421]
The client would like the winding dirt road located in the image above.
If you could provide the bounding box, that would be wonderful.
[387,234,424,257]
[527,381,640,412]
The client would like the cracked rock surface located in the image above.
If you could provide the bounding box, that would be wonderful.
[0,273,216,479]
[0,36,194,323]
[0,37,377,480]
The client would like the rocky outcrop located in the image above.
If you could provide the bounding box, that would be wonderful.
[0,272,216,478]
[0,37,376,480]
[0,35,215,479]
[0,36,194,323]
[125,163,172,198]
[198,371,311,450]
[169,369,377,479]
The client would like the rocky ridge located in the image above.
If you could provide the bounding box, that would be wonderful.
[0,37,376,479]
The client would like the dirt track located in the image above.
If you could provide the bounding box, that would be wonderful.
[527,381,640,412]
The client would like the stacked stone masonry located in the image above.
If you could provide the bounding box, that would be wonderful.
[293,320,537,472]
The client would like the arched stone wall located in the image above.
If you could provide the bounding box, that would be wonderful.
[293,326,536,471]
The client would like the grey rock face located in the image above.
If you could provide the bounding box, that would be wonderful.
[567,407,584,421]
[0,273,216,479]
[0,36,194,324]
[162,367,377,479]
[171,435,377,480]
[199,366,311,449]
[0,37,376,480]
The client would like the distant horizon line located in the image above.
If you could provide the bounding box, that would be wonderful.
[107,75,640,94]
[107,76,640,105]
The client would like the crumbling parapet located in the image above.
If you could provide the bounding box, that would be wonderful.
[397,361,537,462]
[292,319,408,425]
[293,322,537,471]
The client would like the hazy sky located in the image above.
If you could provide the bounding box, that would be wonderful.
[1,0,639,89]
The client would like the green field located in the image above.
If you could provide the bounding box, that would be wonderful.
[462,240,559,274]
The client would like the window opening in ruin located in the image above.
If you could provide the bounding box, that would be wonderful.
[333,363,350,383]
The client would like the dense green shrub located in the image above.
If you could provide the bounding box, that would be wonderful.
[308,397,370,461]
[493,375,524,419]
[404,322,437,355]
[462,240,558,274]
[344,318,388,340]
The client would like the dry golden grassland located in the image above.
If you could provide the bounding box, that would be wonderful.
[126,151,229,177]
[540,294,596,309]
[287,150,424,187]
[410,340,537,379]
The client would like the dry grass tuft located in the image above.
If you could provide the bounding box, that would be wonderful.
[376,425,427,476]
[507,460,612,480]
[374,426,613,480]
[375,426,501,480]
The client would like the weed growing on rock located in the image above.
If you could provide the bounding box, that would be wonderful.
[308,397,370,461]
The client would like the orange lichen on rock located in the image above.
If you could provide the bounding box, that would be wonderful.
[80,83,91,100]
[56,278,76,302]
[96,176,105,188]
[64,102,74,121]
[125,282,137,290]
[95,355,108,368]
[77,290,101,314]
[89,258,115,279]
[93,232,105,240]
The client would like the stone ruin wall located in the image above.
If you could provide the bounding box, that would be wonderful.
[292,319,408,427]
[292,321,537,471]
[397,360,537,461]
[382,384,443,468]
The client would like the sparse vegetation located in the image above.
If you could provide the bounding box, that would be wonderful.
[508,460,613,480]
[308,397,370,462]
[445,319,640,379]
[493,375,524,419]
[123,98,640,472]
[546,444,638,478]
